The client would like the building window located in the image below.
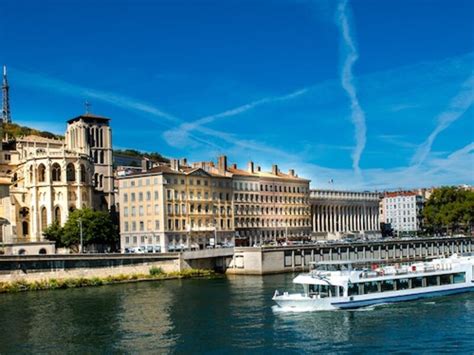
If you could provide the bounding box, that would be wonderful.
[40,206,47,231]
[66,163,75,182]
[124,222,129,232]
[51,163,61,182]
[38,164,46,182]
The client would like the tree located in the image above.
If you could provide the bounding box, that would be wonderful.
[43,208,119,252]
[423,187,474,235]
[43,221,65,248]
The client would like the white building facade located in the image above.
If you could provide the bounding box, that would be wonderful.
[382,192,424,233]
[310,189,381,239]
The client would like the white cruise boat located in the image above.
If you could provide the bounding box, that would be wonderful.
[273,253,474,311]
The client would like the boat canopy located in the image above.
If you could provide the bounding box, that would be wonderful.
[292,274,346,287]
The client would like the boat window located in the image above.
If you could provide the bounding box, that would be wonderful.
[439,274,451,286]
[453,273,465,284]
[381,280,395,292]
[364,281,379,294]
[426,276,438,287]
[396,278,410,290]
[338,286,344,297]
[412,277,423,288]
[348,283,359,296]
[315,263,350,272]
[308,284,336,298]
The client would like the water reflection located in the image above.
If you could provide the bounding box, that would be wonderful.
[114,282,177,353]
[0,276,473,353]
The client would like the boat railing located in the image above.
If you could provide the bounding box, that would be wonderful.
[358,262,456,279]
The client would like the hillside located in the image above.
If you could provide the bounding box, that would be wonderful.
[114,149,169,163]
[1,122,64,140]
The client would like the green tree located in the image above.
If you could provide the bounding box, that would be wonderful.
[423,186,474,235]
[44,208,119,251]
[43,221,65,248]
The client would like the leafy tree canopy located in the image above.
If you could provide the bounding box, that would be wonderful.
[43,208,119,251]
[114,149,169,163]
[423,186,474,234]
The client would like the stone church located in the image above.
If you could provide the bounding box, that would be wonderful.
[0,113,115,254]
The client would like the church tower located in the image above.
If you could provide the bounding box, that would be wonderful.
[65,112,115,210]
[2,65,12,123]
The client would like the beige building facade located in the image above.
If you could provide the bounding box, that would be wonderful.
[229,161,311,246]
[118,155,311,250]
[310,189,381,239]
[118,160,234,252]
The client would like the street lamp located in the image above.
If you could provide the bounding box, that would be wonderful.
[77,217,83,253]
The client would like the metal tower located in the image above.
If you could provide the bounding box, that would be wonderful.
[2,65,11,123]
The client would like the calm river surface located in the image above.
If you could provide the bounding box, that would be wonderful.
[1,273,473,354]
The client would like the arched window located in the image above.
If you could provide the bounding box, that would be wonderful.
[39,248,47,255]
[94,173,98,187]
[66,163,75,182]
[54,206,61,225]
[29,165,33,183]
[18,249,26,255]
[93,150,98,163]
[80,164,86,183]
[22,221,29,236]
[38,164,46,182]
[99,174,103,188]
[69,204,76,212]
[51,163,61,182]
[99,151,104,164]
[41,207,48,231]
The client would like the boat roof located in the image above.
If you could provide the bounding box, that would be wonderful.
[310,257,438,266]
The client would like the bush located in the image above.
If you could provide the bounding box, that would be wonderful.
[149,266,164,277]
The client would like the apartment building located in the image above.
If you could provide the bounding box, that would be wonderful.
[118,155,311,250]
[382,191,424,233]
[118,160,234,252]
[229,161,311,246]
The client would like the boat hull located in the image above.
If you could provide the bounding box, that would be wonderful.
[273,285,474,311]
[332,285,474,309]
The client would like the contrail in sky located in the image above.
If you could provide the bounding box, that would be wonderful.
[411,75,474,166]
[336,0,366,175]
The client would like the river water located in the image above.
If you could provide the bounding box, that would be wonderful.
[0,273,473,354]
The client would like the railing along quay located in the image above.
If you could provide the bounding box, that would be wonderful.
[229,236,474,275]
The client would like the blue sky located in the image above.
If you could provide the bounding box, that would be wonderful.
[1,0,473,190]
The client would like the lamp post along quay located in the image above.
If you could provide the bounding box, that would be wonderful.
[78,218,83,253]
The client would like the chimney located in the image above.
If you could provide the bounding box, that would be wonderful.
[231,163,237,169]
[170,159,179,171]
[289,169,295,177]
[141,158,150,172]
[180,158,187,166]
[247,161,254,173]
[218,155,227,173]
[257,166,261,172]
[272,164,278,175]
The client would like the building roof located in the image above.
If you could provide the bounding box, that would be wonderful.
[227,167,309,182]
[384,191,418,198]
[67,113,110,124]
[17,135,64,144]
